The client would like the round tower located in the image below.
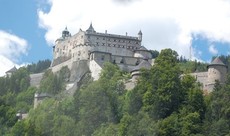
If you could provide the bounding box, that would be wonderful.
[62,27,71,39]
[134,46,152,60]
[131,59,151,82]
[207,57,228,85]
[138,30,142,41]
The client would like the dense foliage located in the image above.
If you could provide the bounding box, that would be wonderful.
[1,51,230,135]
[26,59,51,74]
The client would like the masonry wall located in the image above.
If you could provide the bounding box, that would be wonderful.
[207,65,227,84]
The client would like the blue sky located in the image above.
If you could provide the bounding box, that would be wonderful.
[1,0,230,76]
[0,0,52,62]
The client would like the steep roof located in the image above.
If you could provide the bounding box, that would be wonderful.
[86,23,96,33]
[131,59,151,72]
[6,66,17,73]
[138,30,142,35]
[208,57,227,68]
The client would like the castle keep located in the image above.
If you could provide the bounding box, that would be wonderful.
[189,57,228,93]
[51,23,152,81]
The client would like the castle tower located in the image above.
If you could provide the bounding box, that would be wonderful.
[62,27,71,39]
[86,23,96,33]
[206,57,228,91]
[138,30,142,41]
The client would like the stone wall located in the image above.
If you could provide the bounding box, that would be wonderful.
[207,65,227,84]
[69,60,90,82]
[30,72,44,87]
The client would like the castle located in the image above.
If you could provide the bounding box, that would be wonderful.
[51,23,152,83]
[5,23,228,94]
[51,23,228,93]
[189,57,228,93]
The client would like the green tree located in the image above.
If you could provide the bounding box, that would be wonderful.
[143,49,183,119]
[74,63,125,135]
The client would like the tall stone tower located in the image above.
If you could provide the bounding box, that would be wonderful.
[206,57,228,91]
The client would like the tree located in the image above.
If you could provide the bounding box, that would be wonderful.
[74,63,125,135]
[143,49,183,119]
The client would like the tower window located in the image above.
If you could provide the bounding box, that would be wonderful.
[101,55,105,61]
[120,58,124,63]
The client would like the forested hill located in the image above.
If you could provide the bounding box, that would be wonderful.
[1,49,230,135]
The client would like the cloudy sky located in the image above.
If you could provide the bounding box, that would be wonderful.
[1,0,230,76]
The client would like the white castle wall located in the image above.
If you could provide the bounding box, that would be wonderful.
[89,60,103,80]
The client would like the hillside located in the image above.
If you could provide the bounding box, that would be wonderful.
[0,49,230,135]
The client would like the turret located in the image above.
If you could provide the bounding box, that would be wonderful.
[62,27,71,39]
[86,23,96,33]
[206,57,228,92]
[138,30,142,41]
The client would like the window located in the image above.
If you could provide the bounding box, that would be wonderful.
[114,39,116,42]
[136,60,139,65]
[97,37,99,40]
[101,55,105,61]
[120,58,124,63]
[102,43,105,46]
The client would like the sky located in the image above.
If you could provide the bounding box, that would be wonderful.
[1,0,230,76]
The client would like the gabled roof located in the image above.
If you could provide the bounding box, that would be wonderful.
[6,66,17,73]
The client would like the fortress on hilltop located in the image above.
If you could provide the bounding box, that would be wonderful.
[50,23,228,93]
[6,23,228,120]
[5,23,227,98]
[51,23,152,83]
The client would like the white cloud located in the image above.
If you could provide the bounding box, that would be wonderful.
[209,44,218,55]
[37,0,230,60]
[0,31,28,76]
